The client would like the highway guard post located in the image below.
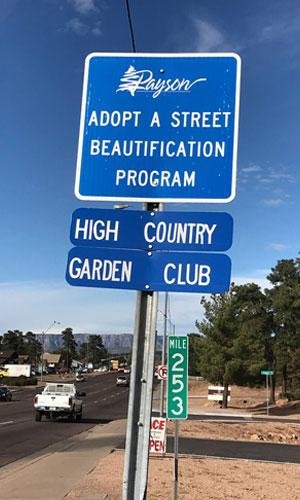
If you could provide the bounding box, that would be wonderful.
[66,52,241,500]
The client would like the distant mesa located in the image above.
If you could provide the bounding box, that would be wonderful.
[36,333,163,354]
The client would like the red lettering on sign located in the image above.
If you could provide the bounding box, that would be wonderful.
[150,439,165,452]
[152,419,159,429]
[151,418,166,431]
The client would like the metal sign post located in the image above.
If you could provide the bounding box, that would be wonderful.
[261,370,273,416]
[174,420,179,500]
[123,203,161,500]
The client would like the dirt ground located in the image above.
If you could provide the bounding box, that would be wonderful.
[188,379,300,417]
[65,380,300,498]
[167,420,300,445]
[66,450,300,500]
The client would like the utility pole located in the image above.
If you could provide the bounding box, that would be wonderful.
[40,321,60,384]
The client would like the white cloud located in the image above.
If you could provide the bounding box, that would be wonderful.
[241,164,295,185]
[65,17,89,36]
[181,6,300,58]
[0,281,136,335]
[257,9,300,45]
[64,0,103,36]
[68,0,99,16]
[262,198,286,207]
[233,275,270,290]
[193,19,226,51]
[240,163,296,205]
[91,21,102,36]
[241,165,262,173]
[0,274,273,339]
[268,171,295,182]
[64,16,101,37]
[270,243,289,251]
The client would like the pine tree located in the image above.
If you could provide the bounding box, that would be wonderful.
[60,328,77,369]
[116,66,142,96]
[267,258,300,399]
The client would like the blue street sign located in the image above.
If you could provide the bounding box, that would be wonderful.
[70,208,233,252]
[75,53,241,203]
[65,247,231,293]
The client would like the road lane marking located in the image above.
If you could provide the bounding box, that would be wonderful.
[0,421,14,426]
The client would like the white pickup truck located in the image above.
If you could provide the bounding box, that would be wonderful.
[34,383,85,422]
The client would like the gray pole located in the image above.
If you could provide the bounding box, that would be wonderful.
[159,292,168,416]
[173,420,179,500]
[40,331,45,384]
[266,374,269,416]
[123,202,161,500]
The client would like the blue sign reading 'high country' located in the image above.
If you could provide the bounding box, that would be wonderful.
[65,247,231,293]
[75,53,241,203]
[70,208,233,252]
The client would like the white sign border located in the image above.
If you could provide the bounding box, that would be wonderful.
[74,52,241,204]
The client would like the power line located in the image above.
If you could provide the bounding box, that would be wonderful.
[125,0,137,52]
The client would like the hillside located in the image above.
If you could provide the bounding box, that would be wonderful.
[39,333,163,354]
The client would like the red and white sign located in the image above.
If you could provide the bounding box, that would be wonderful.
[149,417,167,454]
[157,365,167,380]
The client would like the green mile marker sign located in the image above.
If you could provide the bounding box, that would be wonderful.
[167,336,188,419]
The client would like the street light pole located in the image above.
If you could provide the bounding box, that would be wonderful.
[40,320,60,384]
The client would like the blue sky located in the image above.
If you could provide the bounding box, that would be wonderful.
[0,0,299,335]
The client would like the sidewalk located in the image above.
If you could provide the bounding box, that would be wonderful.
[0,419,126,500]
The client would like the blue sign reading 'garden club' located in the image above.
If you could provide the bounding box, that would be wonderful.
[65,247,231,293]
[75,53,241,203]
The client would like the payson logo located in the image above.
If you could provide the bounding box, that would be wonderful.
[116,66,207,98]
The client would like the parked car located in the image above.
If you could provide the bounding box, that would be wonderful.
[0,387,12,401]
[124,367,131,374]
[94,366,108,373]
[75,373,85,382]
[116,375,130,387]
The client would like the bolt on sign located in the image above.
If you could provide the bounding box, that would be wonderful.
[167,336,188,419]
[149,417,167,454]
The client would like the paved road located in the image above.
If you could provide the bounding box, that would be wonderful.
[3,376,300,468]
[167,436,300,464]
[0,373,128,467]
